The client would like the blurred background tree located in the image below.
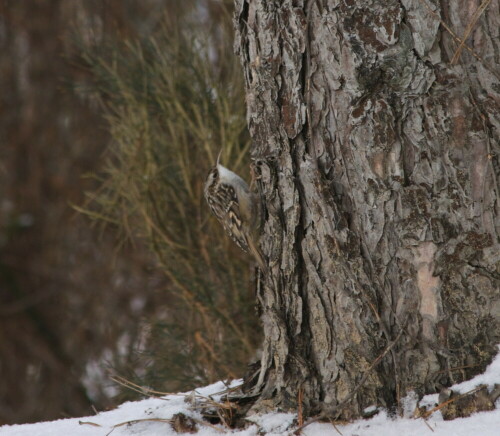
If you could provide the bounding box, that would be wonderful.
[0,0,259,425]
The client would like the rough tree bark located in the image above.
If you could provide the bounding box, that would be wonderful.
[233,0,500,419]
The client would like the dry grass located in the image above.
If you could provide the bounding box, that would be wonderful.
[77,17,260,395]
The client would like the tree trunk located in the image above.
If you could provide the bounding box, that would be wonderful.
[234,0,500,419]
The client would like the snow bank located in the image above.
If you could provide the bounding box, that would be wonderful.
[1,349,499,436]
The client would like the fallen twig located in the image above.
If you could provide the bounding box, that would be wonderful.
[422,418,435,432]
[330,419,344,436]
[78,420,102,427]
[112,417,173,428]
[298,387,304,427]
[421,385,485,419]
[109,374,173,398]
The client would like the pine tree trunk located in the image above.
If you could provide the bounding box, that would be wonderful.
[234,0,500,419]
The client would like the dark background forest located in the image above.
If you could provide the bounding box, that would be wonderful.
[0,0,258,425]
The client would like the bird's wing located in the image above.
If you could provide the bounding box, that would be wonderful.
[209,183,251,253]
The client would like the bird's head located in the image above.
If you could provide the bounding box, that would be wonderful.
[204,150,222,194]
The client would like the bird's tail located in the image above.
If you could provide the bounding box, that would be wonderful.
[248,237,268,276]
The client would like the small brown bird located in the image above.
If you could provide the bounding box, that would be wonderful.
[204,153,265,271]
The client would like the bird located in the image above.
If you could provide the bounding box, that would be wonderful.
[204,152,266,271]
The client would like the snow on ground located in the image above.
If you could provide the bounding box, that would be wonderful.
[1,348,500,436]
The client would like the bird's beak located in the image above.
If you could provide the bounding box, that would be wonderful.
[216,149,222,166]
